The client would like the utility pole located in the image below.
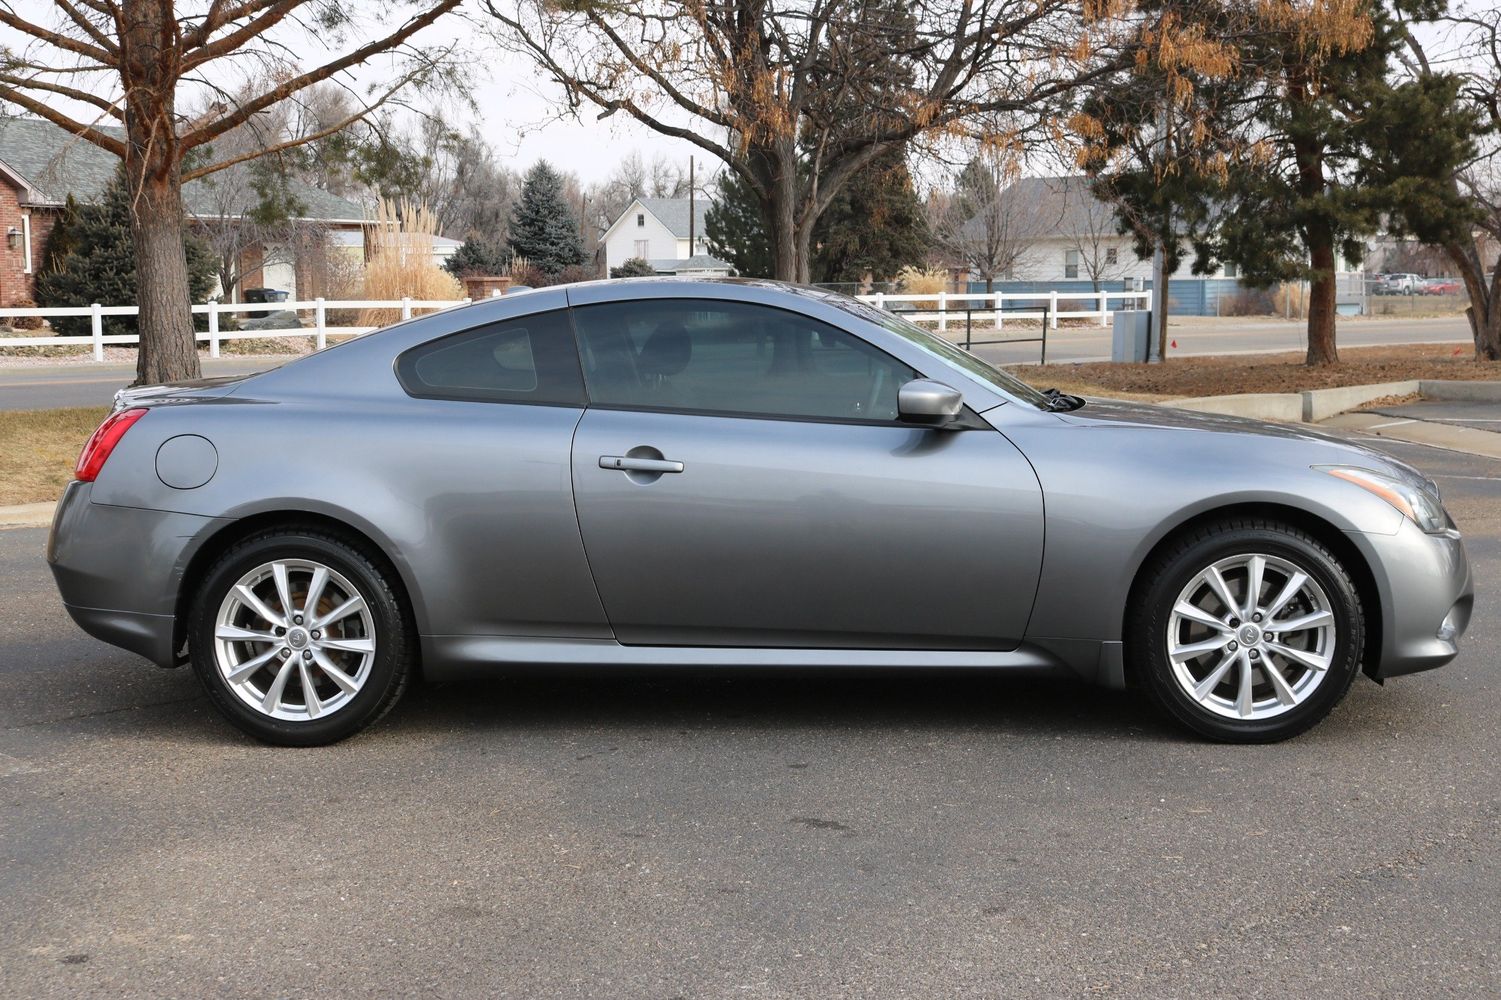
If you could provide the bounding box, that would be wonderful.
[688,157,696,255]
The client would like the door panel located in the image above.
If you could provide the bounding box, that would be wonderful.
[571,408,1044,648]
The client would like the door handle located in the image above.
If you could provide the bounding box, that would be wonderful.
[599,455,684,474]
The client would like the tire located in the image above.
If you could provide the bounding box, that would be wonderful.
[1126,518,1364,743]
[190,528,412,746]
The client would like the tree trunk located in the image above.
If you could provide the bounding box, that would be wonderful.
[121,0,200,386]
[1305,235,1339,365]
[1445,239,1501,361]
[126,154,200,386]
[1292,129,1338,366]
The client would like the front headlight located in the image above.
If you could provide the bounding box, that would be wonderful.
[1318,466,1453,534]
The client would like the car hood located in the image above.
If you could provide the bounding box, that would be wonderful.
[1055,396,1432,485]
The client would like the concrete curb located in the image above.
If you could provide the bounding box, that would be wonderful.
[1418,379,1501,402]
[1165,378,1465,423]
[0,502,55,529]
[1166,393,1304,422]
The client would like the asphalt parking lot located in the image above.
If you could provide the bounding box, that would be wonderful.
[3,431,1498,999]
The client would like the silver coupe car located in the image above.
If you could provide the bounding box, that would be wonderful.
[48,279,1471,745]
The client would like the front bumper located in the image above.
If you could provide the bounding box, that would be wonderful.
[47,481,225,668]
[1349,519,1472,680]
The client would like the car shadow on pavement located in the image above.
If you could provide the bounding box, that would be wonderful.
[386,668,1184,743]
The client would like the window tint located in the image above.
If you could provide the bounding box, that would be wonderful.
[396,309,585,406]
[571,299,918,422]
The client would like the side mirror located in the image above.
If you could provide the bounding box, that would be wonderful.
[897,378,964,426]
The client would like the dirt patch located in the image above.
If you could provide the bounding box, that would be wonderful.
[1010,343,1498,398]
[0,407,109,505]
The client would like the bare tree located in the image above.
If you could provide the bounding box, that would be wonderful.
[933,152,1050,292]
[1061,182,1134,290]
[488,0,1129,283]
[0,1,464,383]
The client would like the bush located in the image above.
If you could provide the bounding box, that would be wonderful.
[443,237,511,279]
[610,257,657,278]
[35,176,217,336]
[9,298,43,330]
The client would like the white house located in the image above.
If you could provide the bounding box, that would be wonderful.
[601,196,732,276]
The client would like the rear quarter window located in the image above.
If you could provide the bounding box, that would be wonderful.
[395,309,586,406]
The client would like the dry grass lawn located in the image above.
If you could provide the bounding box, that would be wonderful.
[0,407,108,506]
[1010,343,1501,399]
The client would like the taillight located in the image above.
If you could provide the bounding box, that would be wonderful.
[75,407,147,482]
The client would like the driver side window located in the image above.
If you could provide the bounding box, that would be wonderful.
[570,299,917,422]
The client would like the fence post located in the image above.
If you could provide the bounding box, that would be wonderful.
[90,303,103,362]
[873,291,884,311]
[1049,290,1059,330]
[207,303,220,359]
[964,309,972,350]
[996,292,1004,330]
[1099,289,1110,327]
[315,297,327,351]
[1041,306,1049,365]
[401,296,412,320]
[937,291,948,333]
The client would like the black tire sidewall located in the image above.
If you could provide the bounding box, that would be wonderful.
[1132,525,1363,742]
[191,531,408,746]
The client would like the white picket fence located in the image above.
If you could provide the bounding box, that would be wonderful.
[0,287,1153,362]
[852,289,1151,331]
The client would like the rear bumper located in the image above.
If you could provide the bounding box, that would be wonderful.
[48,481,225,667]
[61,602,177,667]
[1349,520,1473,680]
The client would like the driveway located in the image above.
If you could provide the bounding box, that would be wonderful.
[2,431,1497,998]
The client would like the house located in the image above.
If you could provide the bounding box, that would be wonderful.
[0,115,367,306]
[601,196,732,276]
[955,176,1241,286]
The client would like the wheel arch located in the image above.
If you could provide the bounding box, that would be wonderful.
[172,508,424,666]
[1121,501,1383,682]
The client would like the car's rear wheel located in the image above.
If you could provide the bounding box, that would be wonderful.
[190,529,412,746]
[1127,519,1365,742]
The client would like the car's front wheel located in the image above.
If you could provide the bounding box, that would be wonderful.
[190,529,412,746]
[1128,519,1365,742]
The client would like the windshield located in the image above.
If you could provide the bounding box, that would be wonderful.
[827,296,1054,410]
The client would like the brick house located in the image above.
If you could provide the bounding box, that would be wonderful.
[0,115,367,308]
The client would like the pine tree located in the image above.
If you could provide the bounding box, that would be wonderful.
[707,154,929,284]
[36,171,217,337]
[508,161,585,277]
[706,170,773,278]
[1080,0,1457,365]
[813,153,930,284]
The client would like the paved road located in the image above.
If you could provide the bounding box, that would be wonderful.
[1366,399,1501,433]
[2,430,1497,998]
[0,315,1473,410]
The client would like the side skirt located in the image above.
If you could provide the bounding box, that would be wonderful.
[419,634,1103,683]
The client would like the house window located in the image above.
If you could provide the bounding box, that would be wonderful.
[633,239,650,259]
[1105,247,1118,266]
[21,213,31,274]
[1064,249,1079,280]
[1223,261,1239,278]
[636,213,645,227]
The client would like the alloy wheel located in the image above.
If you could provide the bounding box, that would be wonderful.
[1166,552,1336,721]
[213,558,377,722]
